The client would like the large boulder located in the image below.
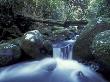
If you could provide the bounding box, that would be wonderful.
[92,30,110,56]
[41,40,53,56]
[91,30,110,81]
[73,23,110,60]
[20,30,52,59]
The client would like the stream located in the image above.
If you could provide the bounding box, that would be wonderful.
[52,39,107,82]
[0,38,107,82]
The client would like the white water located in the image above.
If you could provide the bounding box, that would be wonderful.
[52,39,107,82]
[0,58,107,82]
[53,39,76,59]
[0,39,107,82]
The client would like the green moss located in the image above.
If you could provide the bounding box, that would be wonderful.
[92,30,110,56]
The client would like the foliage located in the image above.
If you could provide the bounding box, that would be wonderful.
[33,0,89,20]
[86,0,110,20]
[0,0,34,41]
[0,0,110,20]
[86,0,104,19]
[0,0,110,41]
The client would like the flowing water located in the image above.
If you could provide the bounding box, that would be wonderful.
[0,58,107,82]
[52,39,107,82]
[0,38,107,82]
[53,39,76,59]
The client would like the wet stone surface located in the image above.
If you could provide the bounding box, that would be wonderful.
[0,43,21,66]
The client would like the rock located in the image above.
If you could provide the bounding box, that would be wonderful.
[52,27,73,42]
[20,30,52,59]
[20,30,44,59]
[92,30,110,56]
[39,26,75,42]
[73,23,110,60]
[0,42,21,66]
[39,27,53,41]
[41,40,53,55]
[91,30,110,81]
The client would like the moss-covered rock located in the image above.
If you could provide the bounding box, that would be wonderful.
[73,23,110,60]
[39,26,75,42]
[92,30,110,55]
[91,30,110,81]
[92,30,110,67]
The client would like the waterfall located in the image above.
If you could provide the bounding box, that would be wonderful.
[52,39,107,82]
[0,38,107,82]
[53,38,100,71]
[53,39,76,59]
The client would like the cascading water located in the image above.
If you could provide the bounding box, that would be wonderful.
[52,34,79,59]
[0,58,107,82]
[52,37,107,82]
[53,39,76,59]
[0,36,107,82]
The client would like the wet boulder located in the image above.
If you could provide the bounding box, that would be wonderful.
[0,42,21,66]
[73,23,110,60]
[40,40,53,56]
[92,30,110,56]
[20,30,44,59]
[20,30,52,59]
